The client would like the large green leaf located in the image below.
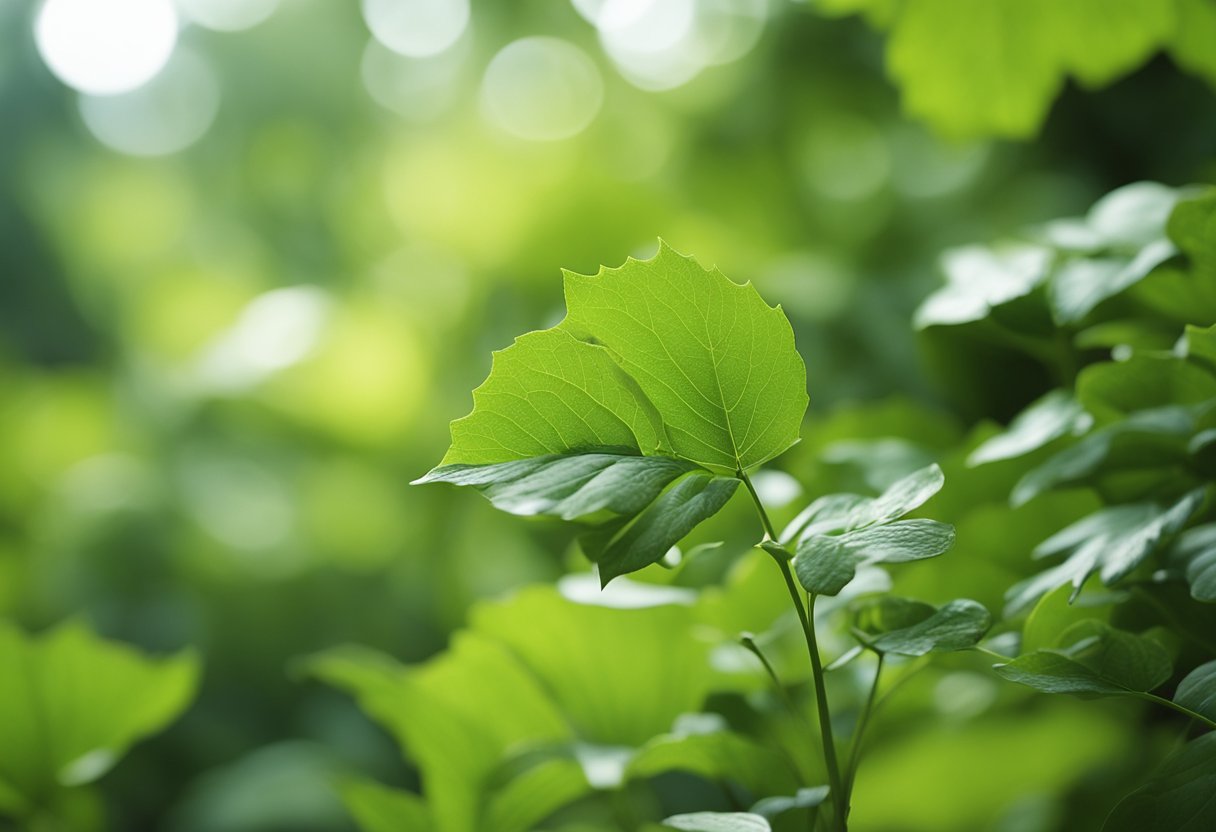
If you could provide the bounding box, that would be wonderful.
[851,0,1176,139]
[1005,490,1203,614]
[419,244,806,581]
[626,728,800,797]
[993,622,1172,696]
[561,242,807,474]
[1103,733,1216,832]
[1174,660,1216,724]
[0,621,199,816]
[852,597,991,656]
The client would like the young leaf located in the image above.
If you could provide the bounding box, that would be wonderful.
[418,243,807,582]
[853,597,992,656]
[967,390,1093,467]
[1004,490,1203,614]
[794,519,955,596]
[1174,660,1216,724]
[1102,733,1216,832]
[0,622,199,805]
[787,464,952,596]
[662,812,772,832]
[993,622,1172,697]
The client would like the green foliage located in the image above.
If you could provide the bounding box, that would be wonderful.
[788,464,955,596]
[818,2,1216,139]
[994,622,1173,696]
[0,622,199,824]
[1103,733,1216,831]
[420,243,808,583]
[662,812,771,832]
[851,597,991,656]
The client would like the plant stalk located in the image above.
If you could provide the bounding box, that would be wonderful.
[740,469,848,831]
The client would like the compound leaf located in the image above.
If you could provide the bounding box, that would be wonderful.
[1174,660,1216,724]
[994,622,1172,696]
[853,597,992,656]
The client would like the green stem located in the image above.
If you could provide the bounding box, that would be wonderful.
[1136,691,1216,731]
[740,634,803,725]
[740,469,848,831]
[844,654,883,800]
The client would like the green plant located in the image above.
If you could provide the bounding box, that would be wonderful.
[321,243,987,832]
[916,181,1216,830]
[0,622,200,831]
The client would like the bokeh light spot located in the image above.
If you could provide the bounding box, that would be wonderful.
[481,37,603,142]
[361,0,469,58]
[35,0,178,95]
[78,48,220,157]
[176,0,279,32]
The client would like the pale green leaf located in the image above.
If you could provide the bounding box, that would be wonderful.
[1005,490,1203,614]
[0,622,199,803]
[883,0,1174,139]
[1050,241,1175,324]
[1174,660,1216,724]
[853,597,991,656]
[914,244,1051,329]
[967,390,1092,466]
[1103,733,1216,832]
[750,786,830,820]
[662,812,771,832]
[483,758,589,832]
[1021,584,1112,654]
[783,464,945,540]
[561,242,807,473]
[626,730,799,797]
[341,780,431,832]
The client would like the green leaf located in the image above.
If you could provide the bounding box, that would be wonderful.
[1181,324,1216,375]
[1010,406,1195,507]
[483,758,589,832]
[750,786,830,820]
[967,390,1093,466]
[341,780,431,832]
[626,729,800,797]
[0,621,199,806]
[1172,0,1216,88]
[853,597,991,656]
[1174,660,1216,724]
[1167,189,1216,275]
[1103,733,1216,832]
[1005,490,1203,614]
[795,519,955,596]
[662,812,771,832]
[994,622,1172,696]
[1168,523,1216,602]
[1077,354,1216,423]
[784,463,946,540]
[1021,584,1112,654]
[561,242,807,473]
[1050,242,1175,324]
[419,243,807,581]
[914,244,1051,329]
[879,0,1174,139]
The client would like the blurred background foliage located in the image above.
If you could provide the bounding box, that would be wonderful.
[1,0,1215,830]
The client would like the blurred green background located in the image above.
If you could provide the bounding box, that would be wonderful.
[2,0,1216,830]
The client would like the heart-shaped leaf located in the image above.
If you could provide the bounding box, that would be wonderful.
[853,597,992,656]
[418,244,807,582]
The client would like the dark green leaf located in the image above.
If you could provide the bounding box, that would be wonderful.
[854,597,991,656]
[994,622,1172,696]
[1005,490,1203,614]
[1077,354,1216,423]
[1103,733,1216,832]
[1174,660,1216,724]
[1168,523,1216,602]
